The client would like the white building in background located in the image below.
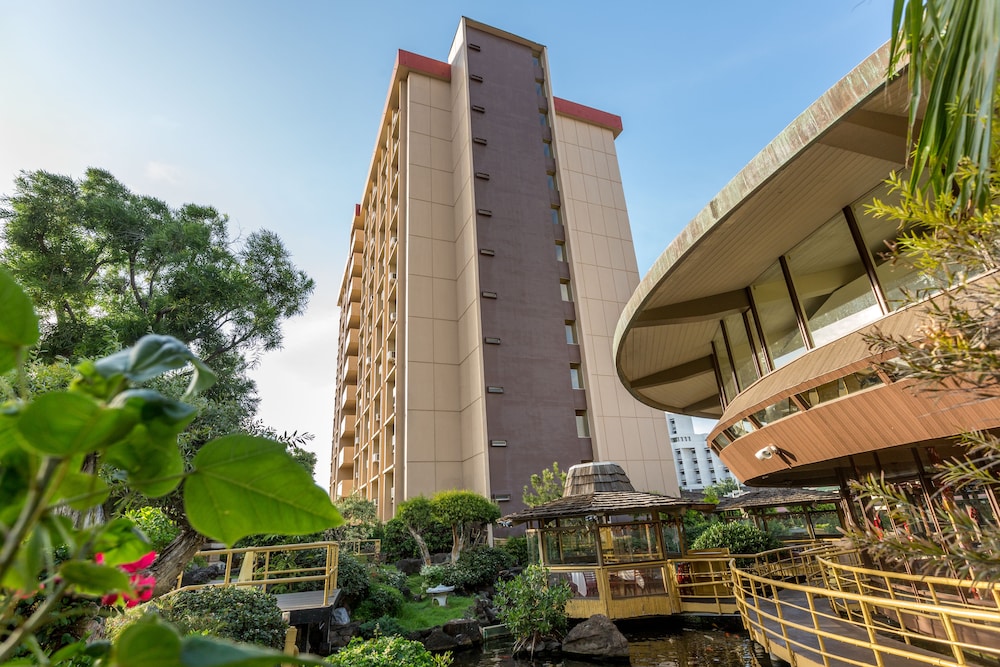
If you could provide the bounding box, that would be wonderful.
[668,414,737,491]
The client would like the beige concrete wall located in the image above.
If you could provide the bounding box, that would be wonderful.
[553,115,679,496]
[404,71,464,498]
[449,25,489,497]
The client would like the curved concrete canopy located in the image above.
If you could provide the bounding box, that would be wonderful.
[614,44,912,418]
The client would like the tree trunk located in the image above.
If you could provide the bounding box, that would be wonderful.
[407,526,431,566]
[451,525,461,565]
[149,523,205,597]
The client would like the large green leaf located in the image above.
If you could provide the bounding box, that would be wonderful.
[54,468,110,510]
[0,267,39,374]
[112,616,326,667]
[92,517,153,567]
[113,616,183,667]
[92,334,217,398]
[1,526,47,593]
[60,560,131,596]
[179,636,327,667]
[105,426,184,497]
[186,435,342,546]
[16,392,136,455]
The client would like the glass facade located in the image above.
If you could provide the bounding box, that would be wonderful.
[785,212,882,347]
[723,312,759,391]
[712,333,737,405]
[751,262,806,368]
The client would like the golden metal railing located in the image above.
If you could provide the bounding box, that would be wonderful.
[337,539,381,561]
[732,549,1000,667]
[174,541,340,607]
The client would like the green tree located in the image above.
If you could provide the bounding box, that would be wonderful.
[702,478,739,504]
[332,493,379,543]
[0,268,339,665]
[0,168,316,591]
[522,462,566,507]
[396,497,436,566]
[431,490,501,565]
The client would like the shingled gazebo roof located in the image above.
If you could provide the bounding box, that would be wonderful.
[500,462,716,524]
[715,487,839,512]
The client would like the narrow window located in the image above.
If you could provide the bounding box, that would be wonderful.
[575,411,590,438]
[555,242,565,262]
[565,321,578,345]
[570,364,584,389]
[560,280,573,302]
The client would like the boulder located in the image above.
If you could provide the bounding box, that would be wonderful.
[561,614,630,660]
[326,621,361,649]
[443,619,482,645]
[331,607,351,625]
[422,628,460,652]
[395,558,423,575]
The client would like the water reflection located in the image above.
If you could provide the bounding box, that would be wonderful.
[453,619,772,667]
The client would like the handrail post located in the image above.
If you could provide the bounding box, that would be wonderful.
[858,595,885,667]
[940,612,967,665]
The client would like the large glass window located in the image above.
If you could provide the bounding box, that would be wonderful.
[712,331,737,404]
[796,368,883,408]
[853,182,929,308]
[751,396,800,426]
[750,262,806,368]
[785,212,881,347]
[723,312,759,391]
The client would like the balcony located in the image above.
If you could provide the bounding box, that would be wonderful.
[337,445,355,471]
[341,355,358,383]
[340,383,357,412]
[335,479,354,498]
[339,415,355,439]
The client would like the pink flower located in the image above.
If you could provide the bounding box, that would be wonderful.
[97,551,157,607]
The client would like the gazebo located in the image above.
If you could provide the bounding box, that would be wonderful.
[499,462,717,619]
[714,487,843,541]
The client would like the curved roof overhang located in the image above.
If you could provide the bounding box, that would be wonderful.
[613,44,913,419]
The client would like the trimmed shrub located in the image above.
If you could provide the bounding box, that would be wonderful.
[690,521,782,555]
[442,546,514,592]
[358,614,407,639]
[498,536,529,566]
[420,564,448,587]
[337,551,371,610]
[106,587,286,649]
[327,635,452,666]
[354,583,405,622]
[372,565,410,597]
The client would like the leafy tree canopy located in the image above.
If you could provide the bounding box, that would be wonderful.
[522,462,566,507]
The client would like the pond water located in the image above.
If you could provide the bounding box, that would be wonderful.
[452,618,773,667]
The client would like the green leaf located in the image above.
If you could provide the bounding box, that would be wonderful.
[113,616,183,667]
[186,435,343,546]
[60,560,131,596]
[54,468,110,510]
[105,426,184,497]
[0,267,40,374]
[92,518,152,567]
[16,392,136,455]
[92,334,217,397]
[0,445,33,526]
[1,526,47,593]
[179,635,327,667]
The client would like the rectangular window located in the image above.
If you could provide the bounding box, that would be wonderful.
[550,209,561,225]
[575,411,590,438]
[539,112,549,127]
[570,364,584,389]
[555,242,565,262]
[750,261,806,368]
[542,142,552,158]
[547,175,557,190]
[560,281,573,302]
[722,313,758,391]
[565,321,578,345]
[712,332,737,405]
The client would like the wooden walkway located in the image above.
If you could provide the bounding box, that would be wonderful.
[274,589,339,612]
[751,590,957,667]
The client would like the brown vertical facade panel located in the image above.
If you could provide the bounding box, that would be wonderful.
[466,27,586,512]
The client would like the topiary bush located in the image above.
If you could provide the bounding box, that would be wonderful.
[498,536,530,566]
[337,551,371,610]
[106,587,287,649]
[371,565,410,598]
[382,516,452,562]
[690,521,782,555]
[354,583,405,622]
[442,546,514,593]
[420,564,448,587]
[327,635,452,666]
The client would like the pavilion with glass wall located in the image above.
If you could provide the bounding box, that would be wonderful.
[613,43,1000,535]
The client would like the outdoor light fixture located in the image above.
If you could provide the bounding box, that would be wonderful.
[755,444,779,461]
[584,514,599,523]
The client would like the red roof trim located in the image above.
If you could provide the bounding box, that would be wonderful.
[397,49,451,81]
[553,97,623,137]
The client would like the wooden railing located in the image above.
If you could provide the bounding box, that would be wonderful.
[732,548,1000,667]
[174,541,340,607]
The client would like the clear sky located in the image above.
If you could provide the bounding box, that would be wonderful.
[0,1,894,490]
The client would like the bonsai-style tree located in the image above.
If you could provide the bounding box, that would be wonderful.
[431,490,501,565]
[396,496,436,566]
[522,462,567,507]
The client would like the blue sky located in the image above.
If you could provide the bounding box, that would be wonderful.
[0,1,893,489]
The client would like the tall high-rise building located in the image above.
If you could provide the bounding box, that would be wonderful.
[667,414,737,492]
[330,18,678,521]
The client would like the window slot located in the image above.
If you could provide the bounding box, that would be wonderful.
[487,386,504,394]
[468,43,481,51]
[471,104,486,113]
[473,137,488,145]
[479,248,496,256]
[470,74,484,82]
[490,440,507,447]
[476,208,493,217]
[484,337,501,345]
[482,291,498,299]
[475,172,490,180]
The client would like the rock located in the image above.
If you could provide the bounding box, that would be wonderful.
[396,558,423,575]
[443,619,482,644]
[180,562,225,587]
[561,614,630,660]
[422,628,459,652]
[331,607,351,625]
[326,621,361,649]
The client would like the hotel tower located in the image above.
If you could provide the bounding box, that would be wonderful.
[330,18,677,521]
